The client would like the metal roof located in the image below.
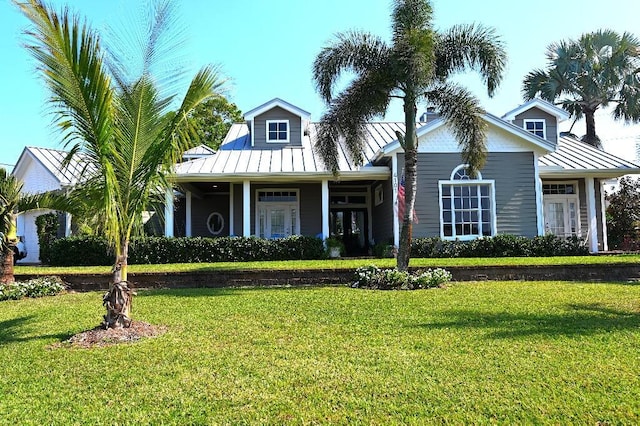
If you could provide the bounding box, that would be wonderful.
[183,144,216,160]
[539,136,640,177]
[172,122,400,181]
[20,146,90,185]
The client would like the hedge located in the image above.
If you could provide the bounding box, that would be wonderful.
[44,235,326,266]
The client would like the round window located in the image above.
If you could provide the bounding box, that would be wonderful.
[206,212,224,235]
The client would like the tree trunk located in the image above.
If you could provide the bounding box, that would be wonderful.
[397,98,418,272]
[582,107,602,148]
[0,245,15,284]
[102,243,133,328]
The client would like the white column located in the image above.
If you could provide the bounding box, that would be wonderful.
[164,187,174,237]
[599,179,608,251]
[229,183,235,236]
[185,190,192,237]
[392,154,399,248]
[585,177,599,252]
[533,154,545,235]
[65,213,72,237]
[243,180,251,237]
[321,179,329,240]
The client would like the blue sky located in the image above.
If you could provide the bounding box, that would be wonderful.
[2,0,639,169]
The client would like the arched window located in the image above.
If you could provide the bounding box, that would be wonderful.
[439,164,495,240]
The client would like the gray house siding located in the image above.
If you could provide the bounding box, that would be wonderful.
[513,107,558,144]
[233,183,243,236]
[253,106,303,147]
[372,178,394,245]
[399,151,538,239]
[190,194,230,237]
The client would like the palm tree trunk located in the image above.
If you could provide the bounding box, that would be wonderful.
[582,107,601,148]
[102,241,133,328]
[0,246,15,284]
[397,98,418,272]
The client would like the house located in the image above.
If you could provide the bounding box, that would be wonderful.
[13,97,640,262]
[11,146,84,263]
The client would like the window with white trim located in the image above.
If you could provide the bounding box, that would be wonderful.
[523,119,546,139]
[266,120,289,143]
[542,182,581,237]
[439,165,495,240]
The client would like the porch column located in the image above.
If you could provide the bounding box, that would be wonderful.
[229,183,234,236]
[533,154,545,235]
[185,190,192,237]
[321,179,329,240]
[585,177,599,252]
[599,179,608,251]
[164,187,174,237]
[392,154,399,248]
[243,180,251,237]
[64,213,72,237]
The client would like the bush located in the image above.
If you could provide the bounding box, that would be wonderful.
[352,265,452,290]
[606,177,640,250]
[0,276,66,301]
[45,235,326,266]
[36,213,60,264]
[410,234,587,258]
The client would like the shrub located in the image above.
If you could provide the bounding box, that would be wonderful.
[606,176,640,250]
[36,212,60,264]
[0,276,66,302]
[411,234,587,258]
[46,235,326,266]
[352,265,452,290]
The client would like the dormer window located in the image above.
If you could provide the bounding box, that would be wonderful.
[524,119,546,139]
[266,120,289,143]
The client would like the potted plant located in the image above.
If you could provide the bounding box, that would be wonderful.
[325,237,345,258]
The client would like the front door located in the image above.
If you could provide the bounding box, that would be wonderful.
[258,204,297,239]
[544,199,579,237]
[330,208,369,256]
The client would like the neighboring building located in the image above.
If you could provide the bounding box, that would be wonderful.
[13,98,640,262]
[11,147,86,263]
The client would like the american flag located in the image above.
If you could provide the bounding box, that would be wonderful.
[397,172,418,223]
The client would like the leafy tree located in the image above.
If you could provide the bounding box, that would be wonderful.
[523,30,640,148]
[606,177,640,250]
[188,95,243,150]
[17,0,223,327]
[312,0,506,271]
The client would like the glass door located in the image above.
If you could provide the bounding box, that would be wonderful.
[258,204,297,238]
[330,208,369,256]
[544,200,579,237]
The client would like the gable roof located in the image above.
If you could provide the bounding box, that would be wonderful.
[243,98,312,121]
[378,112,556,156]
[12,146,89,186]
[183,144,216,160]
[539,136,640,177]
[502,98,570,122]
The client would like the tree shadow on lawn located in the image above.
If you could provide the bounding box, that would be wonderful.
[0,315,73,346]
[416,303,640,339]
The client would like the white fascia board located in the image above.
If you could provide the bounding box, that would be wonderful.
[171,168,391,183]
[539,168,640,179]
[243,98,311,121]
[502,98,570,122]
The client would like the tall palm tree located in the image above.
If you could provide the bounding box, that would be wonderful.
[523,29,640,148]
[312,0,506,271]
[17,0,223,327]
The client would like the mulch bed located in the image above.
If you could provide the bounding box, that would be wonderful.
[51,321,167,349]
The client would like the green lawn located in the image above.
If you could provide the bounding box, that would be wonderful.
[1,281,639,424]
[15,253,640,275]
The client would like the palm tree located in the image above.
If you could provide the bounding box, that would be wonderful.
[17,0,223,327]
[312,0,506,271]
[523,29,640,148]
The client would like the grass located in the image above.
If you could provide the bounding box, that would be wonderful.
[14,253,640,275]
[1,281,639,423]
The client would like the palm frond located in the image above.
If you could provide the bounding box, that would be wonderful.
[435,24,507,96]
[427,83,487,175]
[313,30,390,102]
